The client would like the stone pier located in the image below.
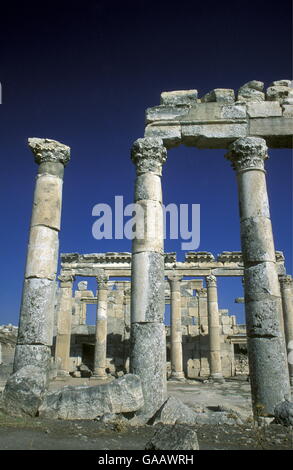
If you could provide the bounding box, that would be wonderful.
[168,274,185,380]
[279,275,293,385]
[14,138,70,373]
[206,275,224,382]
[130,137,167,418]
[55,274,75,375]
[226,136,291,416]
[92,272,109,379]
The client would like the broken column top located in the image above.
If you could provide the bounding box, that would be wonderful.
[28,138,71,166]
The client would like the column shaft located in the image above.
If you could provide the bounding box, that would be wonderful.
[93,274,108,379]
[168,275,184,380]
[55,275,74,375]
[226,137,291,416]
[206,275,224,381]
[14,138,70,373]
[130,137,167,418]
[280,275,293,385]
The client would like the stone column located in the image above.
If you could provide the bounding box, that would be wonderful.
[206,275,224,382]
[130,137,167,418]
[55,274,75,376]
[226,137,291,416]
[279,275,293,385]
[13,138,70,373]
[92,272,109,379]
[168,274,185,380]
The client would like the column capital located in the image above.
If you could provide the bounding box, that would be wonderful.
[131,137,167,175]
[206,274,217,287]
[96,272,109,289]
[167,274,182,291]
[279,274,293,288]
[28,138,71,166]
[58,274,75,287]
[197,287,207,297]
[225,137,268,172]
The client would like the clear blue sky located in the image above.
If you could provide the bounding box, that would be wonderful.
[0,0,292,326]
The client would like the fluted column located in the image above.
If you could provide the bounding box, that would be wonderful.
[92,272,109,379]
[279,275,293,385]
[130,137,167,418]
[14,138,70,373]
[168,274,185,380]
[206,275,224,382]
[226,137,290,416]
[55,274,75,375]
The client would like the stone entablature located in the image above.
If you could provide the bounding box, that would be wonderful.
[60,250,286,277]
[144,80,293,149]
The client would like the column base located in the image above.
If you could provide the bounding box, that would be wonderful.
[209,373,225,384]
[168,372,186,382]
[90,373,108,381]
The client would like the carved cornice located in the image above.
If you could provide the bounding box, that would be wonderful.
[28,138,70,166]
[185,252,215,263]
[131,137,167,175]
[225,137,268,172]
[217,251,243,263]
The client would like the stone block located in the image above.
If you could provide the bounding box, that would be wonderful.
[149,396,199,426]
[131,252,165,323]
[270,80,292,87]
[145,423,199,450]
[25,225,59,280]
[131,200,164,253]
[160,89,198,105]
[130,323,167,418]
[282,105,293,117]
[144,124,181,149]
[266,86,293,102]
[3,365,48,417]
[245,297,282,337]
[182,122,248,148]
[38,374,144,420]
[31,174,62,230]
[13,344,52,372]
[240,80,264,91]
[145,105,190,124]
[274,400,293,426]
[240,217,276,263]
[247,101,282,118]
[237,86,265,102]
[17,278,56,345]
[201,88,235,104]
[220,104,247,119]
[188,307,198,317]
[135,173,162,203]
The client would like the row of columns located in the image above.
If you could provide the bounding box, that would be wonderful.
[13,135,293,421]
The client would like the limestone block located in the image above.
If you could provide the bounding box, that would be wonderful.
[160,90,198,105]
[145,105,190,124]
[145,423,199,450]
[130,323,167,418]
[220,104,247,119]
[17,278,56,345]
[238,85,265,102]
[270,80,292,87]
[131,252,165,323]
[135,173,162,203]
[240,217,276,263]
[31,174,62,230]
[132,200,163,253]
[247,101,282,118]
[245,297,282,337]
[39,374,144,420]
[188,307,198,317]
[248,337,291,415]
[238,171,270,220]
[249,117,293,137]
[244,262,281,301]
[149,396,199,426]
[201,88,235,104]
[25,225,59,280]
[3,365,48,417]
[181,122,247,148]
[266,86,293,102]
[13,344,52,372]
[144,124,181,148]
[282,105,293,117]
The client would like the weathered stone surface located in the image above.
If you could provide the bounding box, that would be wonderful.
[145,105,190,124]
[144,124,181,148]
[145,423,199,450]
[248,337,291,416]
[201,88,235,104]
[240,217,275,263]
[13,344,52,372]
[270,80,292,87]
[282,105,293,117]
[266,86,293,102]
[247,101,282,118]
[274,400,293,426]
[38,374,144,420]
[238,82,265,102]
[245,298,282,337]
[135,173,162,203]
[130,323,167,418]
[3,365,48,417]
[181,123,247,148]
[28,138,70,166]
[240,80,264,91]
[131,252,165,322]
[30,174,62,230]
[17,278,56,346]
[149,396,198,425]
[160,90,198,105]
[25,225,59,279]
